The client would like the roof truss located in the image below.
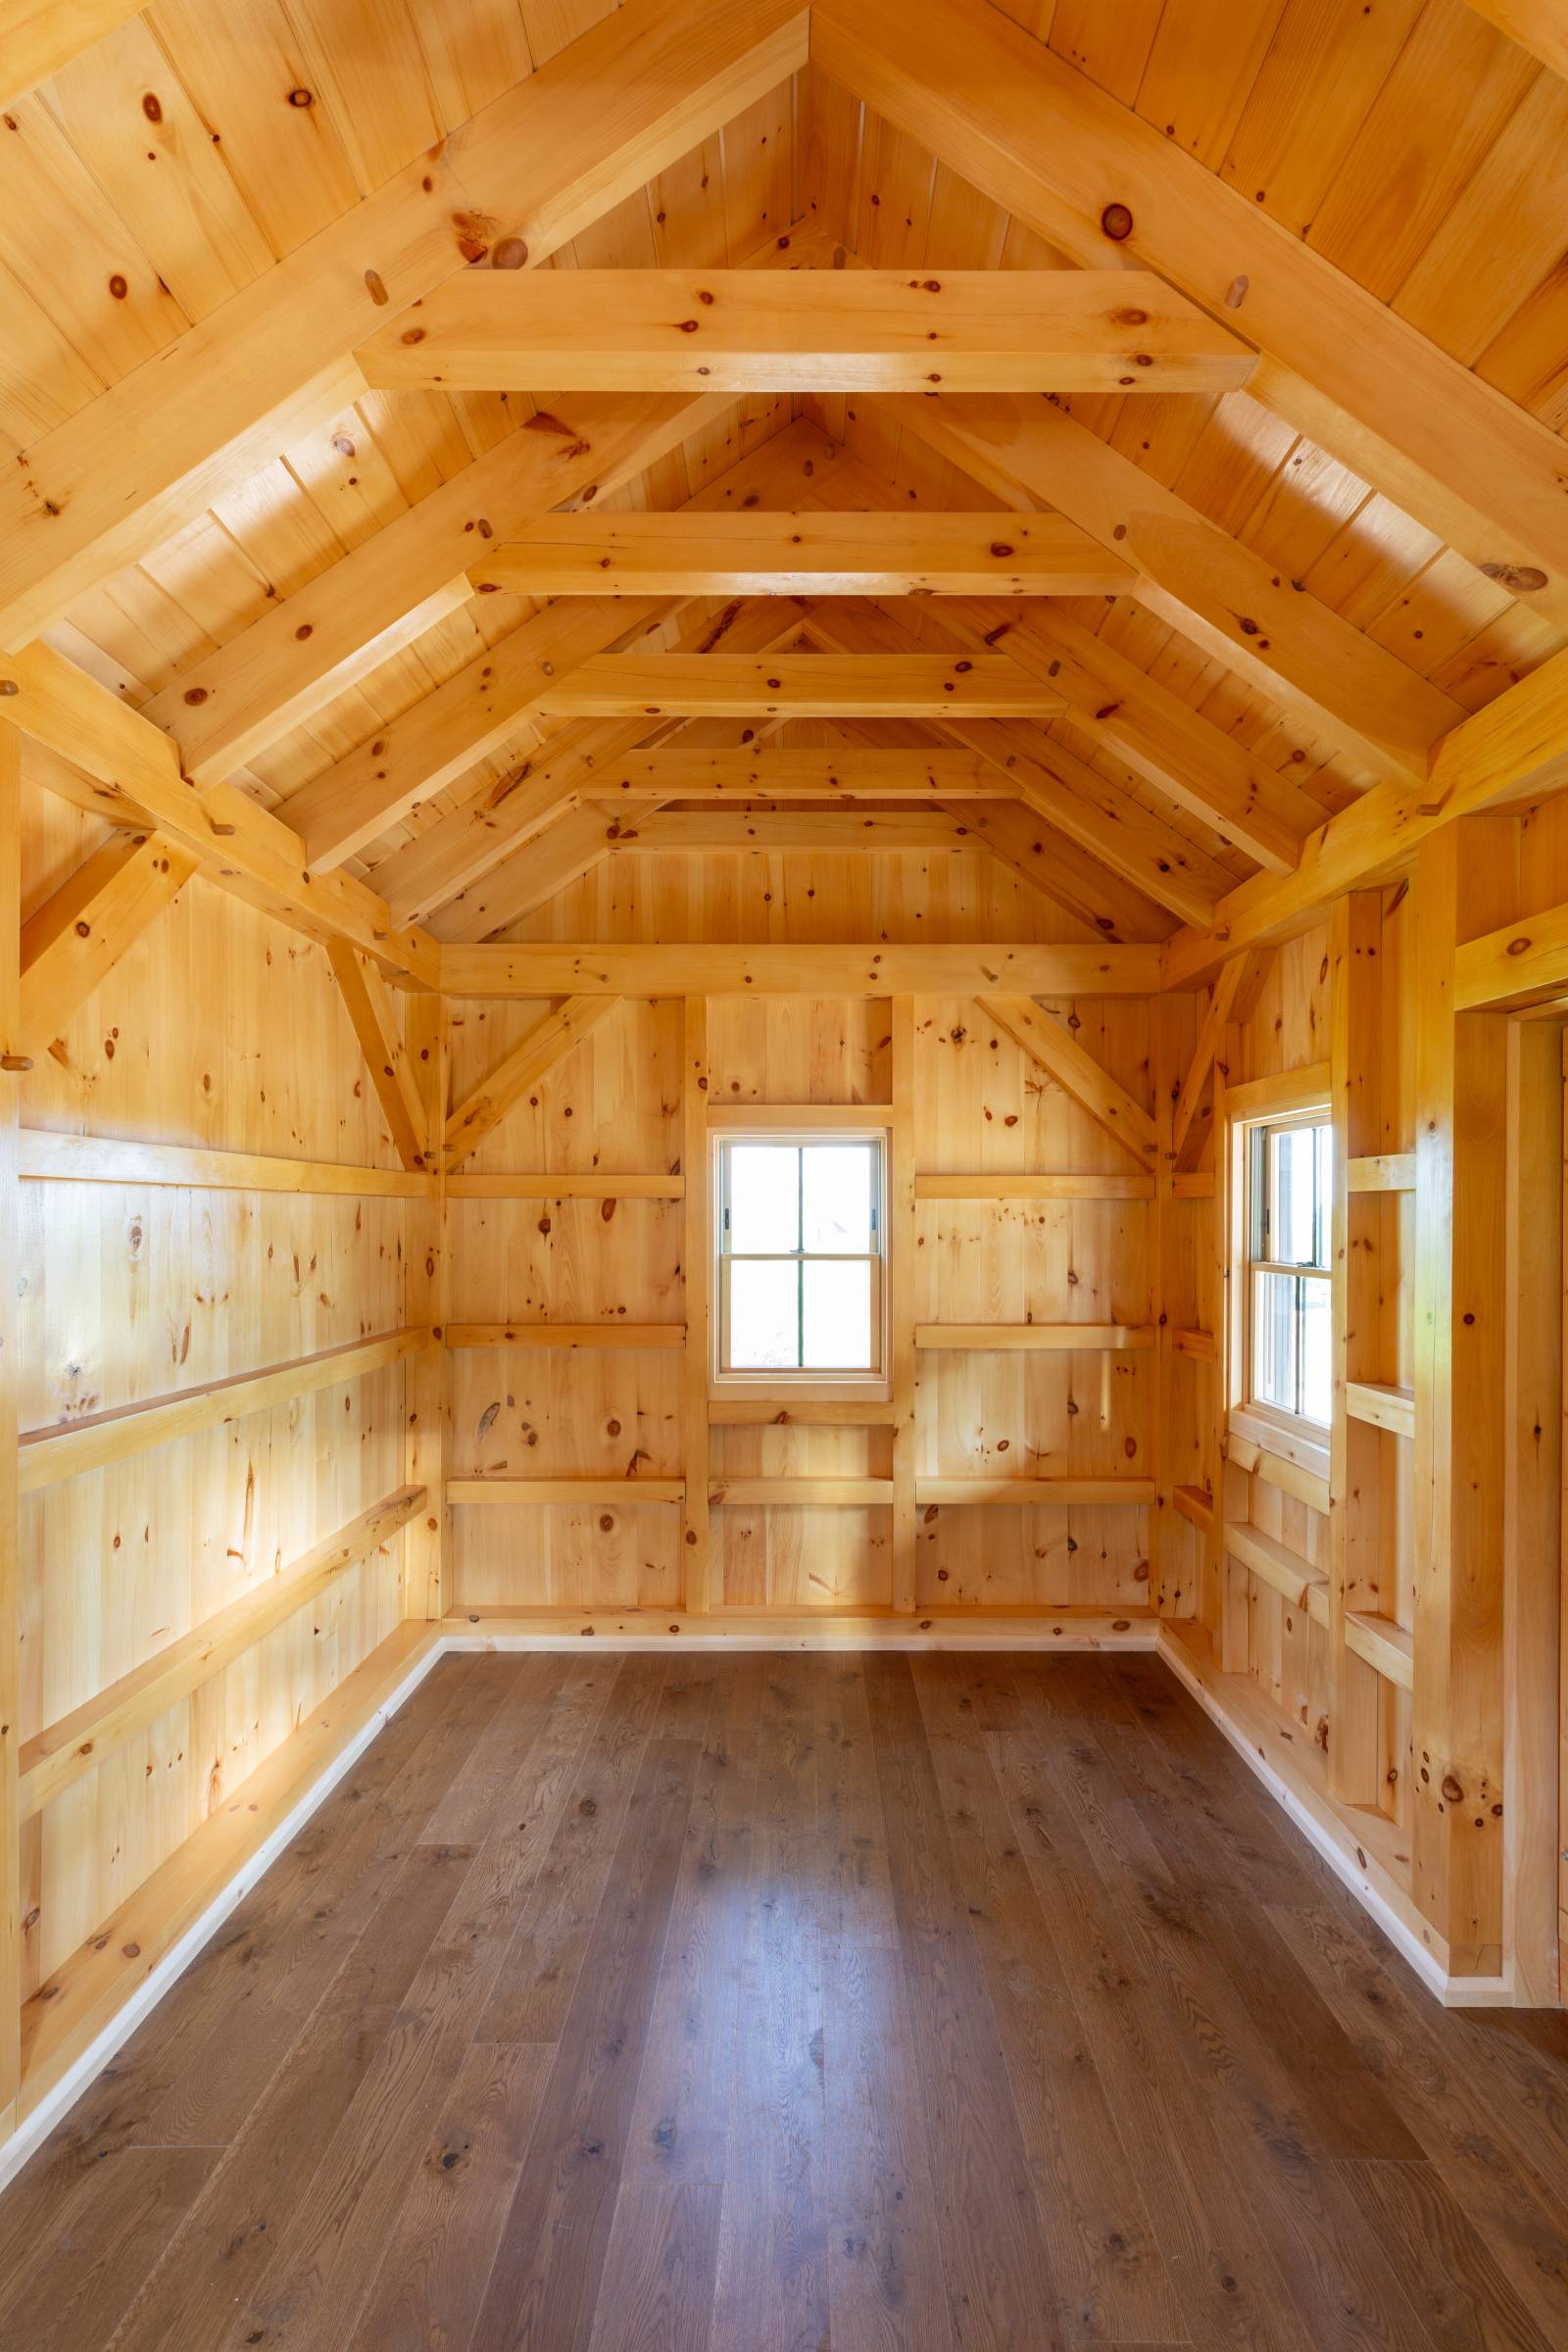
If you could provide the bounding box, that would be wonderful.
[5,0,1564,987]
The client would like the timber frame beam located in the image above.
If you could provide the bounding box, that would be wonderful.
[1161,647,1568,990]
[0,0,812,647]
[809,0,1568,627]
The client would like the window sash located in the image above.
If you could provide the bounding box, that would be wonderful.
[1242,1110,1333,1431]
[714,1137,886,1379]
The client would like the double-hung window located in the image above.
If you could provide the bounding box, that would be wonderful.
[1243,1110,1333,1433]
[715,1136,885,1379]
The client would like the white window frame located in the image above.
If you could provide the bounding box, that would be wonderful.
[710,1127,889,1386]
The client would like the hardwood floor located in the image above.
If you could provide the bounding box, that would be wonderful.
[2,1650,1566,2350]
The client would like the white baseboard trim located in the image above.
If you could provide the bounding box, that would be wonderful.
[1156,1628,1515,2010]
[0,1639,446,2198]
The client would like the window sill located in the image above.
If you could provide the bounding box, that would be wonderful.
[1227,1404,1330,1489]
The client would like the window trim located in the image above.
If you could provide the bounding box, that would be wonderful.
[710,1127,890,1386]
[1226,1079,1333,1480]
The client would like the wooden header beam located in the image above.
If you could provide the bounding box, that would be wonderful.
[467,512,1136,598]
[440,943,1160,998]
[533,654,1065,719]
[359,269,1255,395]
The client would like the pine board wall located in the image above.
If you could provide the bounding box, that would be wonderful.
[17,792,415,2001]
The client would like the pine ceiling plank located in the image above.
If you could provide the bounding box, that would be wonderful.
[1392,70,1568,366]
[1461,0,1568,82]
[357,267,1255,395]
[43,18,277,319]
[1135,0,1287,172]
[818,713,1177,941]
[947,795,1174,944]
[0,0,811,647]
[531,653,1067,718]
[1304,5,1539,302]
[139,390,729,784]
[143,0,366,256]
[0,0,144,109]
[466,511,1137,597]
[286,595,673,870]
[890,385,1465,781]
[810,0,1568,628]
[1215,0,1424,240]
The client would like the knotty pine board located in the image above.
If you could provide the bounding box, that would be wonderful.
[17,788,415,1995]
[446,958,1157,1617]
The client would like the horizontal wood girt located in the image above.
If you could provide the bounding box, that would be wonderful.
[573,748,1010,800]
[532,653,1065,719]
[18,1486,426,1821]
[441,943,1160,998]
[358,269,1255,395]
[19,1328,430,1492]
[468,511,1137,598]
[0,0,810,647]
[1455,901,1568,1013]
[811,0,1568,629]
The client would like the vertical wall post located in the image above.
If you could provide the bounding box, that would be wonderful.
[1329,891,1385,1804]
[1149,996,1175,1614]
[889,995,917,1613]
[0,722,22,2140]
[1412,825,1513,1977]
[682,997,711,1613]
[1501,1018,1562,2005]
[1212,1022,1250,1674]
[404,988,449,1621]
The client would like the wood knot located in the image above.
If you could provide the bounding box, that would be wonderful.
[1101,202,1134,241]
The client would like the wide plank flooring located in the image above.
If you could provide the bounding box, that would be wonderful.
[2,1650,1567,2350]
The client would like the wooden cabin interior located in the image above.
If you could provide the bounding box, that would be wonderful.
[2,0,1568,2342]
